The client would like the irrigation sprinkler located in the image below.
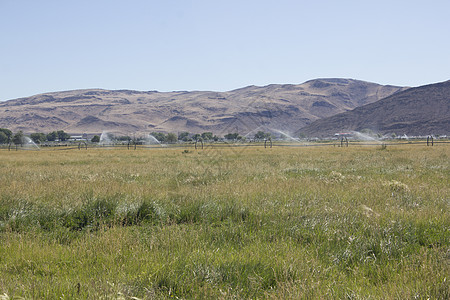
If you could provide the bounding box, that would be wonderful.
[427,136,434,146]
[340,137,348,147]
[195,139,204,150]
[78,141,88,150]
[127,140,137,150]
[264,138,272,148]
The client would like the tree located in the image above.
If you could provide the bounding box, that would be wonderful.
[0,128,12,143]
[178,132,189,141]
[224,133,240,140]
[91,135,100,143]
[0,131,8,144]
[47,130,70,142]
[192,133,202,141]
[47,131,58,141]
[254,131,269,140]
[166,133,177,144]
[30,133,46,144]
[12,131,24,145]
[116,135,131,141]
[57,130,71,142]
[201,132,213,141]
[151,132,166,142]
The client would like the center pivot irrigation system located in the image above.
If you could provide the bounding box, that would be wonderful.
[2,134,449,152]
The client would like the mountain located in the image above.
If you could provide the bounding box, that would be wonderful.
[0,79,406,135]
[298,80,450,137]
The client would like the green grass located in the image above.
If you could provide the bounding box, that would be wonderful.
[0,145,449,299]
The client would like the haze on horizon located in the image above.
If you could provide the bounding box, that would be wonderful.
[1,0,449,101]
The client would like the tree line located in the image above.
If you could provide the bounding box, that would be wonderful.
[0,129,72,145]
[109,131,273,143]
[0,128,274,145]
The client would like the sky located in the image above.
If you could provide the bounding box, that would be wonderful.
[1,0,449,101]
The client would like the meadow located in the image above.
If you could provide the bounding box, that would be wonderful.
[0,144,448,299]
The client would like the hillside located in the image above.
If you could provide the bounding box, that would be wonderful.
[0,79,406,135]
[298,80,450,137]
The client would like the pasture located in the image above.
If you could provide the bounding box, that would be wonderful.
[0,144,449,299]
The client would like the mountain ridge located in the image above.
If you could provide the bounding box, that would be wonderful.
[297,80,450,137]
[0,78,408,135]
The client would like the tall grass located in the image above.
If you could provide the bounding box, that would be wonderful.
[0,145,449,299]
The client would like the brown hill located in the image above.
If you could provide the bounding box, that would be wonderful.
[298,80,450,137]
[0,79,406,135]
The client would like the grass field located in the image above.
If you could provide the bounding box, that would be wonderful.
[0,144,449,299]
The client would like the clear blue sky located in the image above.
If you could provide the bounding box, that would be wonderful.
[1,0,449,101]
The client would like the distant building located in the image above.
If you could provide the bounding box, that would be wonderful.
[68,136,86,141]
[334,132,352,137]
